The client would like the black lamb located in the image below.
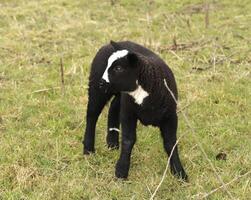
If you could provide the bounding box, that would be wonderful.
[83,40,188,180]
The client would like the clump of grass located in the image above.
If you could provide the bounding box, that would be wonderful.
[0,0,250,199]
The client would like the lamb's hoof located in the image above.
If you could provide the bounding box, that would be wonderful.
[115,161,129,179]
[107,142,119,150]
[83,148,95,155]
[181,173,189,182]
[177,173,188,182]
[107,133,119,150]
[173,170,188,182]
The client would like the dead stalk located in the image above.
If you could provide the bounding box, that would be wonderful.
[149,79,235,200]
[60,57,65,95]
[196,171,251,199]
[205,2,209,28]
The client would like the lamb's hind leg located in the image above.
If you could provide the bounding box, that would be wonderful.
[160,113,188,181]
[83,86,112,155]
[107,94,121,149]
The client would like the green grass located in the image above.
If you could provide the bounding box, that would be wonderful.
[0,0,250,199]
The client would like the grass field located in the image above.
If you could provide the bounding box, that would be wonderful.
[0,0,250,199]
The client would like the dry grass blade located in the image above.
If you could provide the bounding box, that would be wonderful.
[149,133,186,200]
[60,57,65,95]
[32,87,61,94]
[195,171,251,199]
[159,39,210,52]
[149,79,235,200]
[205,2,209,28]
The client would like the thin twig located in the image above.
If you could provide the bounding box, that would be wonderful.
[177,102,192,113]
[186,18,191,31]
[196,171,251,199]
[205,2,209,28]
[163,79,234,199]
[146,184,153,196]
[169,50,183,61]
[73,119,85,131]
[167,79,234,199]
[32,87,61,94]
[60,57,65,95]
[173,36,177,49]
[234,71,250,83]
[149,79,235,200]
[159,39,210,52]
[149,133,186,200]
[32,85,88,95]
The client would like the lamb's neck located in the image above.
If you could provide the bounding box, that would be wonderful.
[138,63,159,93]
[127,64,161,105]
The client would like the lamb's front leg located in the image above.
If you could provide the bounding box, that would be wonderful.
[115,111,137,179]
[107,94,121,149]
[83,87,112,155]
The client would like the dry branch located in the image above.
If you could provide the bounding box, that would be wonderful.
[205,2,209,28]
[60,57,65,95]
[32,87,60,94]
[149,79,235,200]
[194,171,251,199]
[159,40,210,52]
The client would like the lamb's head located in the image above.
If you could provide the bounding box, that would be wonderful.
[100,41,141,93]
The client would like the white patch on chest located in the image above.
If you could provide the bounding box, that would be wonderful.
[128,83,149,105]
[102,50,129,82]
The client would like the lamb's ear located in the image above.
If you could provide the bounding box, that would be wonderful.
[110,40,123,50]
[127,52,139,67]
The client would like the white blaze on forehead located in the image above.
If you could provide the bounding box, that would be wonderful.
[102,49,129,82]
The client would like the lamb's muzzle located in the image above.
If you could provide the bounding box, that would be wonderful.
[98,79,110,94]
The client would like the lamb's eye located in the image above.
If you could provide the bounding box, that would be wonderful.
[113,66,124,73]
